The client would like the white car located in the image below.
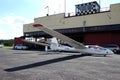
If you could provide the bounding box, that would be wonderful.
[0,44,4,48]
[15,44,28,50]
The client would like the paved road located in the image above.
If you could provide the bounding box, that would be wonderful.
[0,48,120,80]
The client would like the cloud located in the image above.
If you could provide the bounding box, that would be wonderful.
[44,0,83,14]
[48,0,64,14]
[0,29,12,39]
[36,11,46,18]
[36,0,98,17]
[0,15,33,39]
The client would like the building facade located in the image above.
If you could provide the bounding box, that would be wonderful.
[23,3,120,46]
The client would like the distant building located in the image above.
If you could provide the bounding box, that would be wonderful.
[23,3,120,46]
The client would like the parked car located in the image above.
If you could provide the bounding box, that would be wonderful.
[102,44,120,54]
[0,44,4,48]
[14,44,28,50]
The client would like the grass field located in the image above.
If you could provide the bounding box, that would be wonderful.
[3,46,13,49]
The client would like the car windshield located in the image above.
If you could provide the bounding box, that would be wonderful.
[103,45,118,48]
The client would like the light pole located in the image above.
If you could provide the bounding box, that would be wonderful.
[99,0,101,6]
[82,0,83,3]
[64,0,66,16]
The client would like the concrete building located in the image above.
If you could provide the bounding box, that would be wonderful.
[23,3,120,46]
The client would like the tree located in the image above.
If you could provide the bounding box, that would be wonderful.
[0,39,13,46]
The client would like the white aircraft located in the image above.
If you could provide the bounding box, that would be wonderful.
[48,37,76,52]
[32,24,113,56]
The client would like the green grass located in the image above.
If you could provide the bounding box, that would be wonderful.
[3,46,13,49]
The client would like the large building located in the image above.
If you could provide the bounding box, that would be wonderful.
[23,2,120,46]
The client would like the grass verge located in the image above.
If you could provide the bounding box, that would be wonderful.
[3,46,13,49]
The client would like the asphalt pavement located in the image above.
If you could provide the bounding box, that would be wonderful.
[0,48,120,80]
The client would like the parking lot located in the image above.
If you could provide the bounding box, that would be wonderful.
[0,48,120,80]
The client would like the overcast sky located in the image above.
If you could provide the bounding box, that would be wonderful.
[0,0,119,39]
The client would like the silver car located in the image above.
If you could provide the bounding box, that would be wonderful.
[0,44,4,48]
[15,44,28,50]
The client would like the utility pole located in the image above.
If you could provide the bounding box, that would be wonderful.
[99,0,101,7]
[64,0,66,16]
[82,0,83,3]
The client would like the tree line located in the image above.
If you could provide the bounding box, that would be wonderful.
[0,39,14,46]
